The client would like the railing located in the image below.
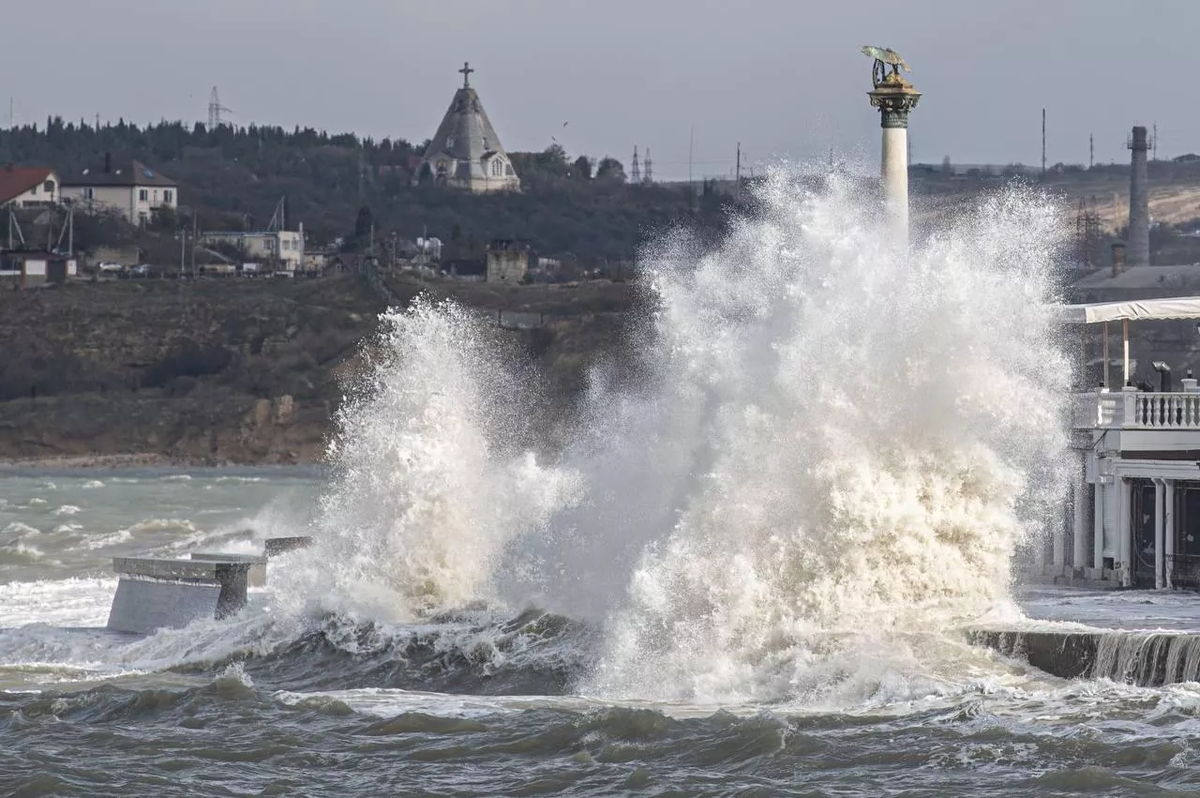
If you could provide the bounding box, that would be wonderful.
[1076,390,1200,430]
[1127,392,1200,429]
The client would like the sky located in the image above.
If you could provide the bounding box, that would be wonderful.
[2,0,1196,181]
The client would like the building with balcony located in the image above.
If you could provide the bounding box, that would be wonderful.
[1054,298,1200,591]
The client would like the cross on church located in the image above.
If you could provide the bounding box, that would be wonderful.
[459,61,474,88]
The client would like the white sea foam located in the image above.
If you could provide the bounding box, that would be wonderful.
[579,175,1071,702]
[284,299,581,622]
[282,172,1071,705]
[0,171,1076,710]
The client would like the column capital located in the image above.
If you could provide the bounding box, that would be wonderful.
[869,77,921,129]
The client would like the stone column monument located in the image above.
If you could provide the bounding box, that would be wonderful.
[863,47,921,246]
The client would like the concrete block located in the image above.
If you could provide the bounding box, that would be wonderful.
[107,556,252,634]
[190,552,267,587]
[264,536,313,557]
[1083,567,1103,581]
[106,578,222,634]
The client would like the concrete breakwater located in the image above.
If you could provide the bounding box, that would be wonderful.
[970,628,1200,686]
[106,536,313,634]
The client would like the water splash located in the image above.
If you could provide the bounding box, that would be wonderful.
[296,299,580,622]
[303,171,1072,703]
[580,174,1072,701]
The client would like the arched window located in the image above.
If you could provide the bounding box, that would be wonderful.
[491,159,503,177]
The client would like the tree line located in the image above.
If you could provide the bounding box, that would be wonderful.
[0,117,729,263]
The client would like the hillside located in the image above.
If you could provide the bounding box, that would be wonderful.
[0,120,728,265]
[912,161,1200,233]
[0,275,641,465]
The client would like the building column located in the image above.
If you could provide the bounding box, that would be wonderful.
[1094,468,1106,570]
[1165,479,1176,589]
[1052,497,1066,571]
[1072,465,1088,571]
[1118,477,1132,587]
[1155,478,1165,589]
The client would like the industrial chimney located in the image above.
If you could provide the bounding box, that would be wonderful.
[1127,125,1150,268]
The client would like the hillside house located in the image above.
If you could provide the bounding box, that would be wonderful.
[201,229,305,272]
[60,158,177,224]
[0,166,60,208]
[486,239,530,283]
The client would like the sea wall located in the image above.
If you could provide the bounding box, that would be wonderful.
[970,628,1200,686]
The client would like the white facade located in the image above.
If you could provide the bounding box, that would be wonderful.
[201,230,305,272]
[61,183,177,224]
[1,171,60,208]
[1056,384,1200,591]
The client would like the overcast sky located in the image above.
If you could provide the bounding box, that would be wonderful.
[1,0,1194,180]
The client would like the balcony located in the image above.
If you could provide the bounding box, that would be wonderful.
[1076,387,1200,430]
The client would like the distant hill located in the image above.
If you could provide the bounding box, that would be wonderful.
[0,273,642,465]
[0,118,731,264]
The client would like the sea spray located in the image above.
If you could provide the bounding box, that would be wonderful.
[580,173,1074,701]
[294,299,581,622]
[287,170,1073,704]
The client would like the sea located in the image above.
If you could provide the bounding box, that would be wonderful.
[5,174,1200,796]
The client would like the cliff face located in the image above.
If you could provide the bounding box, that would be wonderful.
[0,276,639,465]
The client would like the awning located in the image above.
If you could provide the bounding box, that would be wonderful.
[1061,298,1200,324]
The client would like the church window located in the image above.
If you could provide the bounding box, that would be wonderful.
[446,135,456,148]
[491,159,503,177]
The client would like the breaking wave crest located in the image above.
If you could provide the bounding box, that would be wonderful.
[299,171,1072,704]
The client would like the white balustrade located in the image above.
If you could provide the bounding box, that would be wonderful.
[1123,392,1200,429]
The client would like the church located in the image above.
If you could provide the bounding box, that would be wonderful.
[412,62,521,193]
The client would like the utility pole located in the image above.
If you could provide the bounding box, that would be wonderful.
[1089,133,1094,169]
[1041,108,1046,176]
[1153,121,1159,160]
[357,146,365,204]
[735,141,742,202]
[688,126,695,208]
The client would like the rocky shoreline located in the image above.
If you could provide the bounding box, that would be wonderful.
[0,452,280,470]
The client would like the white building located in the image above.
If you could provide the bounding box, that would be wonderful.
[411,62,521,193]
[0,166,60,208]
[60,159,178,224]
[200,229,305,272]
[1054,297,1200,590]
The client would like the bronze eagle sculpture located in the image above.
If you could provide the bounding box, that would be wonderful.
[861,46,911,86]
